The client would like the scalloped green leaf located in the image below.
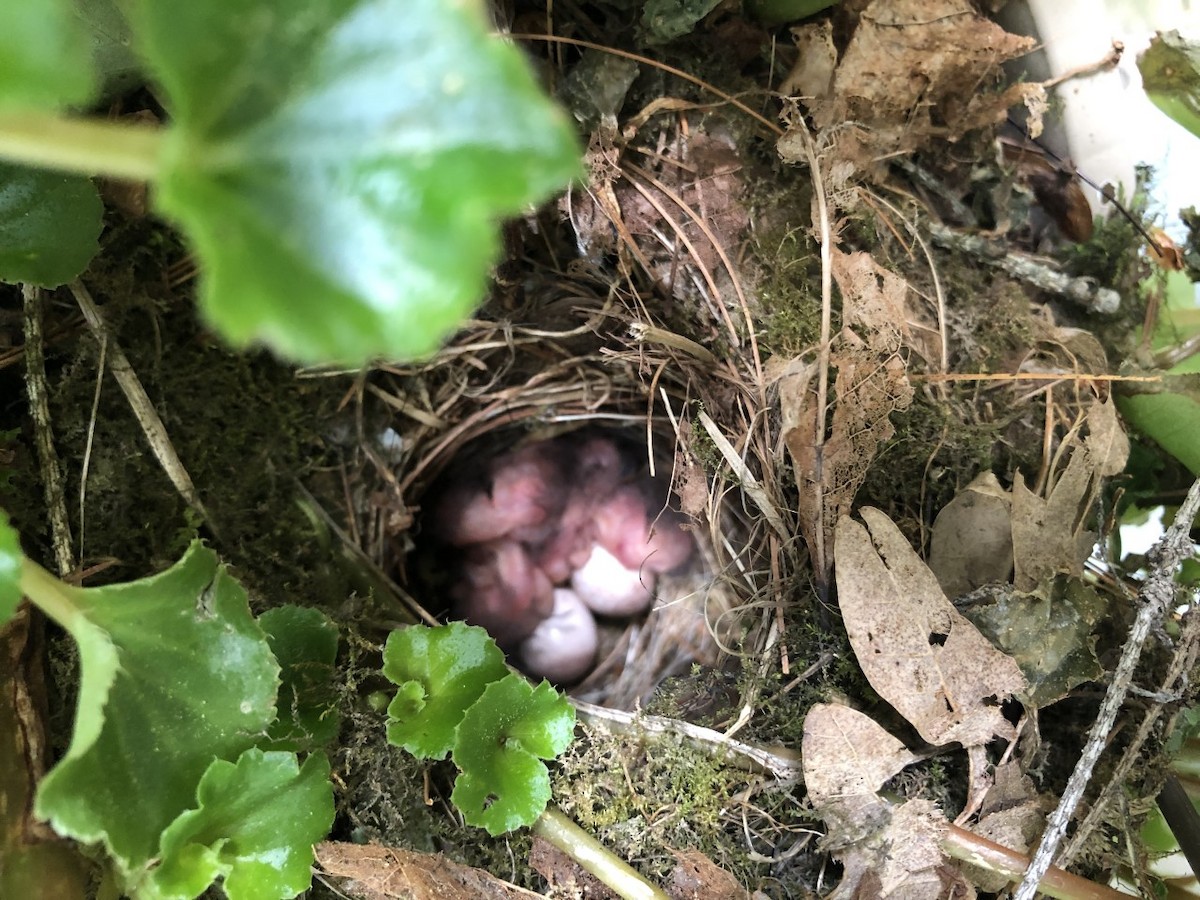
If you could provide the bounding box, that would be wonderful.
[451,677,575,835]
[33,543,279,875]
[146,749,333,900]
[126,0,581,364]
[259,606,340,752]
[0,512,19,625]
[382,622,509,760]
[0,162,102,287]
[0,0,95,110]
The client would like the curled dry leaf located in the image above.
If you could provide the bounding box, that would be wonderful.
[1011,398,1129,591]
[928,471,1014,599]
[802,704,973,900]
[779,0,1038,176]
[783,251,915,582]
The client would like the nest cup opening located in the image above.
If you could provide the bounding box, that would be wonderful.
[410,420,727,707]
[374,276,758,710]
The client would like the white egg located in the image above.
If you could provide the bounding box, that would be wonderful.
[518,588,598,683]
[571,544,655,616]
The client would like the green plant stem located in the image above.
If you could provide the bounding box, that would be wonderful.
[19,559,83,632]
[0,111,163,182]
[532,807,669,900]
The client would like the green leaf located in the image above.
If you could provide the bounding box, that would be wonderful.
[147,750,334,900]
[641,0,724,44]
[0,511,19,625]
[33,543,279,875]
[127,0,581,364]
[958,577,1107,708]
[0,0,96,110]
[1139,30,1200,139]
[382,622,509,760]
[259,605,341,752]
[744,0,839,27]
[451,677,575,835]
[0,162,102,286]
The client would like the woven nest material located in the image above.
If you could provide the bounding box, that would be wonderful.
[371,209,788,708]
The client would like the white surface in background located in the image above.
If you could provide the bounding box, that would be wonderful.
[1024,0,1200,238]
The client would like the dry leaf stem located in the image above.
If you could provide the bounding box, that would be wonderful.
[1015,477,1200,900]
[69,279,213,531]
[21,285,74,577]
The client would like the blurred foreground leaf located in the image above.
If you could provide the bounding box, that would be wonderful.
[128,0,581,363]
[0,512,18,625]
[1140,30,1200,139]
[0,0,95,110]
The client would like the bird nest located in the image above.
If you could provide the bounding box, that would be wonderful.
[371,245,784,708]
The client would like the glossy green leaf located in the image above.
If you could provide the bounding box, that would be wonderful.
[382,622,509,760]
[0,0,95,110]
[641,0,724,44]
[0,162,102,286]
[451,677,575,835]
[744,0,838,27]
[0,512,19,625]
[1139,30,1200,139]
[147,750,333,900]
[127,0,581,364]
[33,543,279,875]
[259,605,341,752]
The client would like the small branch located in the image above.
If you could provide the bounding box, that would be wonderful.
[0,111,163,182]
[69,280,214,532]
[927,222,1120,315]
[22,286,74,577]
[533,806,669,900]
[1014,478,1200,900]
[943,824,1129,900]
[573,699,803,781]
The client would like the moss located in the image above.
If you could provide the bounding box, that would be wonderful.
[552,723,819,894]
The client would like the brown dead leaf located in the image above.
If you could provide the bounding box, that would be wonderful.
[928,471,1014,599]
[783,252,915,582]
[803,706,969,900]
[956,760,1045,893]
[316,841,544,900]
[834,508,1026,814]
[1011,398,1128,591]
[1087,397,1130,478]
[781,21,837,99]
[668,849,755,900]
[786,0,1035,176]
[803,703,921,813]
[835,508,1026,749]
[530,837,619,899]
[675,418,713,519]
